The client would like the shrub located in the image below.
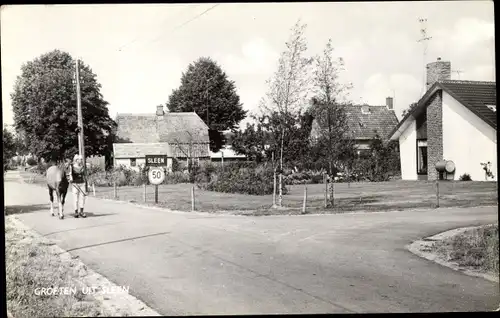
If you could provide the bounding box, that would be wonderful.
[171,158,180,172]
[459,173,472,181]
[26,157,37,166]
[164,171,190,184]
[199,163,288,195]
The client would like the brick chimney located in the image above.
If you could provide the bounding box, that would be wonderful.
[426,57,451,91]
[386,97,394,110]
[156,105,164,116]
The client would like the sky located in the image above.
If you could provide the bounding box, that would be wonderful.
[1,1,495,131]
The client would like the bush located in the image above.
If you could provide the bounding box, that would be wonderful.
[459,173,472,181]
[171,158,181,172]
[199,163,288,195]
[283,169,325,185]
[164,171,190,184]
[26,157,37,166]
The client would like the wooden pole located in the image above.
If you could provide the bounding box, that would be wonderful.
[155,184,158,204]
[191,186,195,211]
[75,59,86,167]
[278,173,283,207]
[302,183,307,214]
[143,183,146,202]
[324,174,328,208]
[273,171,277,207]
[113,182,117,199]
[221,151,224,170]
[436,179,440,208]
[92,183,95,196]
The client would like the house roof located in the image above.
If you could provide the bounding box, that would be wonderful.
[439,80,496,129]
[311,104,399,141]
[345,105,399,140]
[113,143,173,158]
[115,112,210,144]
[389,80,497,140]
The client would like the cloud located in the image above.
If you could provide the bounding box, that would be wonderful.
[361,72,422,118]
[217,37,279,76]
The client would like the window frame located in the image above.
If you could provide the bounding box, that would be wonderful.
[416,139,428,175]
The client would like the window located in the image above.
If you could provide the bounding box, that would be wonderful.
[417,139,427,175]
[130,158,136,167]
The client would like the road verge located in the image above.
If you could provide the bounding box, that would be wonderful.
[5,215,160,317]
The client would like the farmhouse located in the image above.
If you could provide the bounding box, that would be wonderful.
[388,58,497,181]
[310,98,399,156]
[113,105,210,170]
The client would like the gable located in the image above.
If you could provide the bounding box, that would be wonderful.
[390,80,497,141]
[439,80,496,130]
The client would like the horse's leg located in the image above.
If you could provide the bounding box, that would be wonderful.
[55,189,64,219]
[48,186,55,216]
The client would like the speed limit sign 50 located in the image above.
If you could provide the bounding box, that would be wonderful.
[148,167,165,185]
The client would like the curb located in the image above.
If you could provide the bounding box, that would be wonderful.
[405,225,500,284]
[7,216,161,317]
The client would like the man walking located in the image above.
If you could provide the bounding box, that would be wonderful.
[69,154,87,218]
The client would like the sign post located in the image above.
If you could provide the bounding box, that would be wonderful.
[146,155,168,204]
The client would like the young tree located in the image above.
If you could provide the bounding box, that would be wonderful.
[259,19,314,170]
[11,50,116,163]
[310,39,355,207]
[166,57,247,152]
[258,19,313,206]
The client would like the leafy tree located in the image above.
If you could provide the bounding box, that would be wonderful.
[3,128,16,167]
[230,121,269,163]
[401,102,418,117]
[352,133,400,182]
[11,50,116,163]
[13,131,30,156]
[166,57,247,152]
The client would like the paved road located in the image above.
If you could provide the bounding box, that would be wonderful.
[4,172,499,314]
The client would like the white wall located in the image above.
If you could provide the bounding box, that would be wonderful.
[442,92,497,181]
[399,120,417,180]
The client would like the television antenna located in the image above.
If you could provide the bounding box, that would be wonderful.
[417,18,432,95]
[452,69,464,80]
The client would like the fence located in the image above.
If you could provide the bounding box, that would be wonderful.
[20,170,498,215]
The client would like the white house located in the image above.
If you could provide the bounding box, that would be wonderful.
[388,58,496,181]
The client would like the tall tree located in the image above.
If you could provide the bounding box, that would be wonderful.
[259,19,314,170]
[11,50,116,163]
[166,57,247,152]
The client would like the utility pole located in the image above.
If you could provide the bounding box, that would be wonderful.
[417,18,432,95]
[75,59,85,167]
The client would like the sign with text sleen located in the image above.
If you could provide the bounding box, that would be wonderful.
[145,155,168,167]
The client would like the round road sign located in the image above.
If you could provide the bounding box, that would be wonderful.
[148,167,165,185]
